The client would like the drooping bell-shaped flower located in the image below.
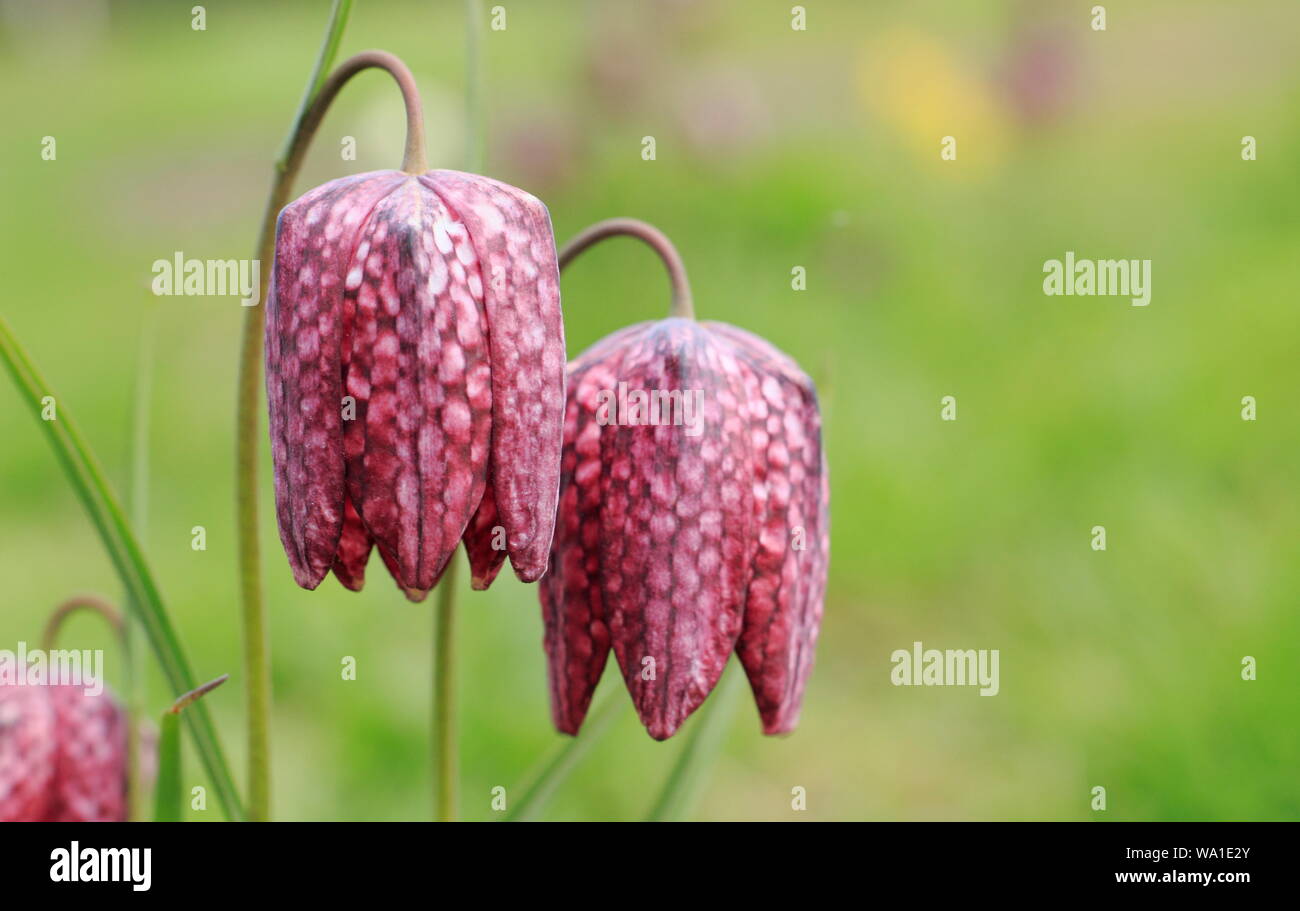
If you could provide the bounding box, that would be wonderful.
[540,221,829,740]
[0,682,128,822]
[266,170,565,600]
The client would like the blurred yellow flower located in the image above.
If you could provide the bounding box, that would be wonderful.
[857,28,1009,174]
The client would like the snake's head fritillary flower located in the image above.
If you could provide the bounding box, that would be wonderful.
[266,170,565,600]
[540,272,829,739]
[0,682,128,822]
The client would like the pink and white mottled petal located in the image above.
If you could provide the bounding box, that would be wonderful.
[330,496,374,591]
[47,685,128,822]
[0,683,56,821]
[538,325,654,734]
[598,320,756,740]
[421,171,565,583]
[705,322,829,735]
[462,480,508,590]
[342,178,492,592]
[266,170,405,589]
[539,356,628,734]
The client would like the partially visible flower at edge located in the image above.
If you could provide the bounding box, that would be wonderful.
[0,682,128,822]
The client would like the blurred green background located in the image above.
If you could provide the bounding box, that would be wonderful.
[1,0,1298,821]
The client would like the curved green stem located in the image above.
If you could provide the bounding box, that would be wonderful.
[432,554,459,821]
[281,49,428,179]
[557,218,695,319]
[124,308,155,819]
[238,1,356,823]
[41,594,124,651]
[236,3,435,821]
[0,316,243,820]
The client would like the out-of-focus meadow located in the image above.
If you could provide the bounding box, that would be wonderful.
[1,0,1298,820]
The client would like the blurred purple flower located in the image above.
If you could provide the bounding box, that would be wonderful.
[0,682,127,822]
[1001,21,1077,125]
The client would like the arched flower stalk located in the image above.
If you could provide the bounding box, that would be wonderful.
[240,2,564,818]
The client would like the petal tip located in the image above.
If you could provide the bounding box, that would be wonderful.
[334,576,365,593]
[511,561,548,584]
[761,718,798,737]
[291,566,327,591]
[646,722,678,742]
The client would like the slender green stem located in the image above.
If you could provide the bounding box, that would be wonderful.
[0,316,243,820]
[425,0,487,826]
[432,553,459,822]
[279,0,355,169]
[124,309,155,821]
[503,687,624,821]
[237,38,428,820]
[646,662,743,822]
[238,1,400,823]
